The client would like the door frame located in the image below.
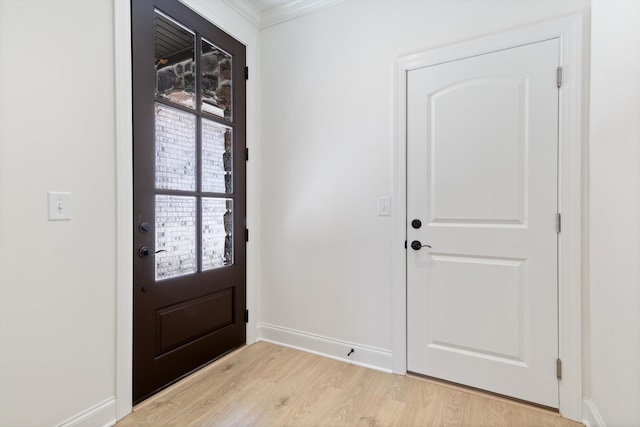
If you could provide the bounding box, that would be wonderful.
[113,0,260,421]
[392,14,585,422]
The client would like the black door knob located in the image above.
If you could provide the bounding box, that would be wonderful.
[138,246,167,258]
[410,240,431,250]
[411,219,422,229]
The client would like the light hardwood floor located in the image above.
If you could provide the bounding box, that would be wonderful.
[117,342,583,426]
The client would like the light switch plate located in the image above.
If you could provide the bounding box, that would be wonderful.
[377,196,391,216]
[48,192,72,221]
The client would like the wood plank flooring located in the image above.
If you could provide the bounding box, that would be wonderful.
[117,341,583,426]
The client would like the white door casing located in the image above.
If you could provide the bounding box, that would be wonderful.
[406,39,559,407]
[392,14,584,421]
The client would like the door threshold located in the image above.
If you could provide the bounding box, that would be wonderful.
[406,371,559,415]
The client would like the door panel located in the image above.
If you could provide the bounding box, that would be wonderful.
[428,78,527,224]
[407,39,559,407]
[427,254,525,361]
[132,0,246,403]
[156,289,233,354]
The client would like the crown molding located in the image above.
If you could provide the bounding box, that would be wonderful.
[261,0,343,28]
[222,0,262,28]
[224,0,343,29]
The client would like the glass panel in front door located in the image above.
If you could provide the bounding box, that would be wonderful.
[155,103,196,191]
[155,195,197,280]
[155,11,196,108]
[202,119,232,193]
[201,39,232,119]
[153,8,237,282]
[202,198,233,270]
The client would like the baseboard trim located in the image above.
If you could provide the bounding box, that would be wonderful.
[55,397,116,427]
[257,323,393,373]
[583,398,606,427]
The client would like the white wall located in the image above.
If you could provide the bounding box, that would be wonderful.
[259,0,590,367]
[588,1,640,426]
[0,0,117,426]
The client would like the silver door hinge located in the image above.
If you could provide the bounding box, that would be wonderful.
[556,358,562,380]
[556,213,562,233]
[557,67,563,88]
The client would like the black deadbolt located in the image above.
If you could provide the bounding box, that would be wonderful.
[411,219,422,229]
[139,221,151,233]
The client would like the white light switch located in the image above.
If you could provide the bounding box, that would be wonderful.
[48,192,72,221]
[377,196,391,216]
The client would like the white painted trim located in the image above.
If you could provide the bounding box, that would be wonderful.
[555,13,586,423]
[223,0,343,29]
[393,14,584,422]
[391,58,408,376]
[55,398,116,427]
[222,0,261,29]
[258,323,393,372]
[582,398,607,427]
[114,0,133,421]
[260,0,344,29]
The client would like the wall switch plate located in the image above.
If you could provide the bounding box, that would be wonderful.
[377,196,391,216]
[48,192,72,221]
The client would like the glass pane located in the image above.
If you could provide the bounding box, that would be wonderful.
[201,39,232,119]
[156,195,197,280]
[202,119,232,193]
[202,198,233,270]
[155,11,196,108]
[155,103,196,191]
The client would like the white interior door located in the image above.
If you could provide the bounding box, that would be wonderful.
[406,39,560,408]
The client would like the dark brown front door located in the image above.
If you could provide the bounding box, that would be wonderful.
[132,0,246,403]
